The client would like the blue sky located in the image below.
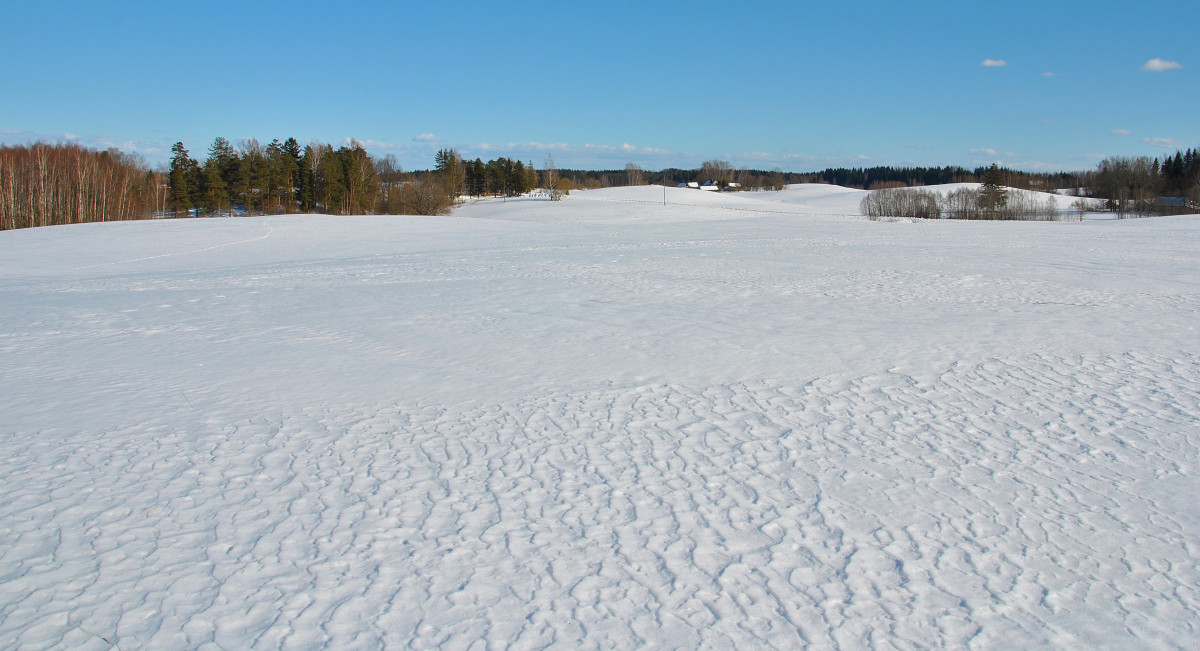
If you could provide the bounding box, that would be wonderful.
[2,1,1194,172]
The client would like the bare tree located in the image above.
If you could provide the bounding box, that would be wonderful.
[0,142,153,230]
[769,167,787,192]
[625,162,644,186]
[1094,156,1157,217]
[699,159,733,184]
[544,154,564,200]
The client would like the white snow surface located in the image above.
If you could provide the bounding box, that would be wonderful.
[2,185,1199,648]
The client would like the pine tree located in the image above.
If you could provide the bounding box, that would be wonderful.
[200,159,227,215]
[298,144,316,212]
[168,142,198,216]
[979,164,1007,215]
[207,137,239,210]
[434,148,464,200]
[466,158,486,196]
[319,146,346,214]
[281,138,302,208]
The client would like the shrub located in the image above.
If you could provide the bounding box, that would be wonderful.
[860,187,941,220]
[861,186,1067,221]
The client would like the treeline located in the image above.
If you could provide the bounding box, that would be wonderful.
[861,168,1067,222]
[548,163,789,191]
[1091,149,1200,217]
[4,139,1198,231]
[169,137,385,216]
[0,142,163,231]
[168,140,545,217]
[440,150,540,198]
[545,163,1086,193]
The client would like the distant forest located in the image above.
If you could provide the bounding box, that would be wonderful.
[557,165,1083,193]
[1,138,1198,230]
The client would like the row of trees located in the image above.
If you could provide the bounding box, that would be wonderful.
[541,163,1078,193]
[1092,149,1200,217]
[861,164,1066,221]
[5,139,1199,230]
[861,187,1065,221]
[167,141,550,218]
[0,142,162,231]
[168,138,380,216]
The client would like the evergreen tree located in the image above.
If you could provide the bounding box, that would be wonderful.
[466,158,486,196]
[979,164,1008,215]
[484,158,504,195]
[281,138,303,208]
[168,142,199,216]
[239,139,268,215]
[317,145,346,213]
[435,148,465,200]
[200,158,227,215]
[339,140,378,214]
[298,144,317,212]
[265,139,298,213]
[207,137,239,209]
[510,160,528,196]
[525,161,538,192]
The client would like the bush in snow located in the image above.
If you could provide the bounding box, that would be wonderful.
[863,186,1065,221]
[860,187,941,220]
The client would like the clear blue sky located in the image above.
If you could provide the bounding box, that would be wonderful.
[2,1,1195,172]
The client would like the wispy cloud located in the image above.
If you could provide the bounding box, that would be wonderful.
[1110,129,1132,136]
[1042,72,1058,77]
[970,148,998,156]
[357,138,408,150]
[455,141,838,171]
[981,59,1007,67]
[1143,137,1182,148]
[1141,58,1182,72]
[0,128,36,144]
[413,133,443,142]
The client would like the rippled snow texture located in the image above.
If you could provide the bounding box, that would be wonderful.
[2,188,1198,648]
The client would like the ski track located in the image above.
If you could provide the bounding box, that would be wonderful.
[2,353,1198,649]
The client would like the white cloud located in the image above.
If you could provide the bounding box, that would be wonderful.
[1143,137,1182,148]
[970,148,998,156]
[358,138,408,150]
[981,59,1007,67]
[1141,58,1182,72]
[413,133,442,142]
[1110,129,1132,136]
[1042,72,1058,77]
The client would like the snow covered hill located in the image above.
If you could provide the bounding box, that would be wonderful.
[2,187,1198,648]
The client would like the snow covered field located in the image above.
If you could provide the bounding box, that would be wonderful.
[2,185,1198,648]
